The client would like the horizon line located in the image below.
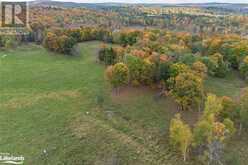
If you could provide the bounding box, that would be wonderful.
[2,0,248,4]
[33,0,248,4]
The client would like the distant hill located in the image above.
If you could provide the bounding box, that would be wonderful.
[29,1,248,13]
[179,3,248,13]
[29,1,127,9]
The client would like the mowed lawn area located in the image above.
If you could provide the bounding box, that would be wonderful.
[0,42,247,165]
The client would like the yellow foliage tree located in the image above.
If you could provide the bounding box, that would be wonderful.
[171,72,204,111]
[169,114,193,162]
[192,61,208,79]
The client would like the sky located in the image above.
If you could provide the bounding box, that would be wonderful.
[51,0,248,3]
[3,0,248,3]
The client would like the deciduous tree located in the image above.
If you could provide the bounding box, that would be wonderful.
[220,96,239,121]
[169,114,193,162]
[192,61,208,79]
[171,72,204,111]
[239,87,248,134]
[194,94,235,165]
[239,56,248,82]
[105,63,129,94]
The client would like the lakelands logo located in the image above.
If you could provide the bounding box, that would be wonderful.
[0,153,24,164]
[0,1,29,35]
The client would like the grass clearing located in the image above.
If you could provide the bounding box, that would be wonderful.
[0,42,247,165]
[205,71,246,98]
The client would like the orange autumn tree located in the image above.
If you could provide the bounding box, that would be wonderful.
[43,32,60,52]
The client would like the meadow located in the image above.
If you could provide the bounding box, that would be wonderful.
[0,42,247,165]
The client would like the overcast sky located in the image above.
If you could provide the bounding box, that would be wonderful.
[4,0,248,3]
[54,0,248,3]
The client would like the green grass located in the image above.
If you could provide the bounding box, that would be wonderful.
[205,71,246,99]
[0,42,247,165]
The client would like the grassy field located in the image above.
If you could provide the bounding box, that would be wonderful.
[205,71,247,99]
[0,42,247,165]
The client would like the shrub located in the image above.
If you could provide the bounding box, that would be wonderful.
[43,32,77,55]
[43,32,59,51]
[105,65,114,81]
[210,53,229,78]
[98,46,117,65]
[59,35,77,54]
[105,63,129,90]
[201,53,229,78]
[0,36,19,49]
[96,29,113,42]
[220,96,239,121]
[66,29,81,42]
[80,27,96,41]
[223,118,236,135]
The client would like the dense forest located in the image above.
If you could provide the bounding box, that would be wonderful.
[28,2,248,35]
